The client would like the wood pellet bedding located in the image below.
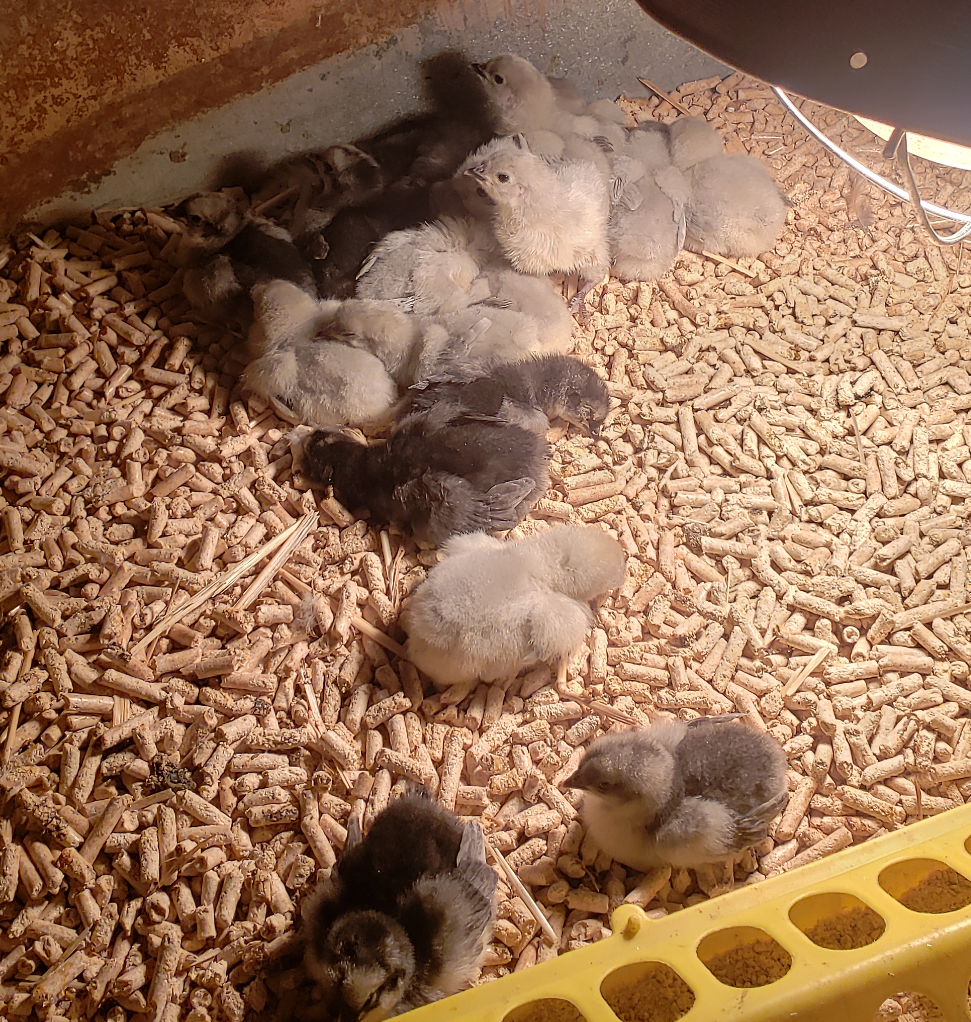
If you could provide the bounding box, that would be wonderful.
[3,73,971,1022]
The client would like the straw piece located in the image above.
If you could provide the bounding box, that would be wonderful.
[233,512,319,610]
[486,839,558,944]
[131,514,315,654]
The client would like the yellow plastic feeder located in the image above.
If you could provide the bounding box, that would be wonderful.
[408,803,971,1022]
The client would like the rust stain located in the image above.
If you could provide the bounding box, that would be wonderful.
[1,0,440,231]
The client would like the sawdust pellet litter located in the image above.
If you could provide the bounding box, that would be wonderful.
[3,68,971,1021]
[504,998,587,1022]
[600,963,695,1022]
[896,867,971,913]
[802,905,886,949]
[701,938,792,988]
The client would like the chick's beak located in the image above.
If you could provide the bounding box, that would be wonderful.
[562,770,584,790]
[586,422,601,439]
[465,165,487,182]
[471,62,488,78]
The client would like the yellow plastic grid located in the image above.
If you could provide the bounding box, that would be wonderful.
[408,802,971,1022]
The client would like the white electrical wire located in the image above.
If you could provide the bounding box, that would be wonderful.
[773,87,971,227]
[894,135,971,244]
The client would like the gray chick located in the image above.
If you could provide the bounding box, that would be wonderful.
[174,191,316,330]
[564,717,789,870]
[472,55,627,161]
[401,525,625,690]
[664,118,789,258]
[465,135,610,311]
[298,403,551,547]
[355,215,573,380]
[609,126,691,283]
[425,273,574,383]
[666,117,726,171]
[303,793,497,1021]
[404,353,609,437]
[680,153,789,258]
[355,216,499,316]
[429,265,574,379]
[242,280,401,428]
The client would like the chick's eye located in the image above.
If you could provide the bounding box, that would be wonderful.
[497,172,510,183]
[493,74,505,85]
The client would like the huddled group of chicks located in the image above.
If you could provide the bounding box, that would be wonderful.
[174,52,788,434]
[168,52,793,1020]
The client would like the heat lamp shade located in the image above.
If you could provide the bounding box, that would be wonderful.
[633,0,971,148]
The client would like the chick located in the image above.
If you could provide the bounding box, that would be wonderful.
[665,117,726,171]
[401,525,625,689]
[310,181,433,298]
[473,263,574,353]
[474,54,566,135]
[173,190,250,254]
[303,793,497,1021]
[355,217,499,316]
[298,404,550,546]
[680,153,789,258]
[608,126,691,282]
[405,50,498,186]
[564,717,789,870]
[427,280,574,381]
[355,215,573,377]
[175,191,317,329]
[404,354,609,437]
[465,135,610,310]
[662,118,788,257]
[472,55,627,158]
[242,280,400,428]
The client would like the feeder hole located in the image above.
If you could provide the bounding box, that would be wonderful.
[788,892,886,950]
[874,990,945,1021]
[878,858,971,914]
[600,961,695,1022]
[503,998,587,1022]
[696,926,792,988]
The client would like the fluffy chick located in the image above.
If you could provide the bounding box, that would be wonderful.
[426,278,573,381]
[355,217,499,316]
[310,181,433,298]
[666,116,726,171]
[663,117,788,257]
[303,794,497,1021]
[242,280,402,427]
[609,126,690,282]
[401,525,625,689]
[681,153,789,258]
[472,55,627,159]
[565,717,789,870]
[469,261,574,352]
[404,354,609,436]
[175,191,316,328]
[465,135,610,308]
[298,404,550,546]
[355,215,573,378]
